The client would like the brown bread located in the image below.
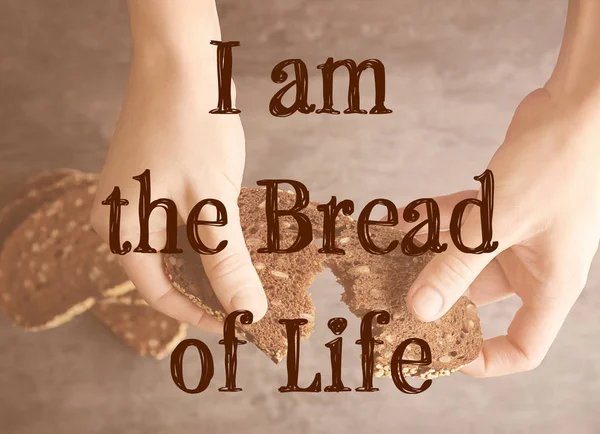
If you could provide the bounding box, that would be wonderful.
[166,187,482,378]
[325,221,482,379]
[165,187,325,363]
[92,290,187,360]
[0,178,133,330]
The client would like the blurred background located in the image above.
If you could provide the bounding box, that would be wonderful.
[1,0,599,433]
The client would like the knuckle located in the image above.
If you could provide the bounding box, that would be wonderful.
[206,251,250,281]
[528,288,562,310]
[144,288,172,311]
[438,254,476,288]
[508,336,544,372]
[522,355,543,372]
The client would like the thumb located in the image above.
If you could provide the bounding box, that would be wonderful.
[182,193,268,321]
[406,209,503,322]
[392,189,478,235]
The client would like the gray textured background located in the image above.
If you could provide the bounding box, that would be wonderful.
[1,1,599,433]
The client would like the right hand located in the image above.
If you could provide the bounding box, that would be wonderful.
[90,55,267,332]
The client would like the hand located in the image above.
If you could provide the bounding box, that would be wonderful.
[403,88,600,377]
[90,55,267,332]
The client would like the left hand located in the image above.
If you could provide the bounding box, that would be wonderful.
[401,87,600,377]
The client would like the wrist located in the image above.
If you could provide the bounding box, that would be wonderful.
[128,0,220,70]
[126,51,233,111]
[544,77,600,122]
[545,0,600,108]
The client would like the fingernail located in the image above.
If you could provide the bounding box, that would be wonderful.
[230,293,268,321]
[410,287,443,321]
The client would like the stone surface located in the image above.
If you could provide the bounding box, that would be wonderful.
[2,0,599,433]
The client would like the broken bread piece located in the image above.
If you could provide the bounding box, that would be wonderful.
[0,169,96,250]
[165,186,482,378]
[92,290,187,360]
[165,187,325,363]
[253,188,482,378]
[325,221,482,380]
[0,178,133,330]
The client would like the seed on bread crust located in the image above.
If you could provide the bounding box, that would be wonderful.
[0,172,132,330]
[161,186,482,377]
[270,270,289,279]
[348,265,370,276]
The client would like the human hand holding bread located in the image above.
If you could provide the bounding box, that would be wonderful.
[403,88,600,377]
[90,0,600,378]
[90,0,266,332]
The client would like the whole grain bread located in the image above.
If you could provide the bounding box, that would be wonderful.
[165,187,325,363]
[165,187,482,379]
[92,290,187,360]
[0,178,133,330]
[0,169,96,249]
[325,221,482,379]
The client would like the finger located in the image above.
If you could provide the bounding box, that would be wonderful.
[91,178,221,333]
[406,207,506,322]
[467,257,514,306]
[461,295,574,377]
[179,189,268,321]
[504,88,552,141]
[119,252,222,333]
[405,225,514,306]
[392,190,479,233]
[406,227,514,307]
